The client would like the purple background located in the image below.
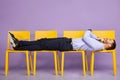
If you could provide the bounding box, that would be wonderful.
[0,0,120,70]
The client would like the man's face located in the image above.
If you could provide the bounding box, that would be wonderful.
[102,38,114,49]
[103,38,114,44]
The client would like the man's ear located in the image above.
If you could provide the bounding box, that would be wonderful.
[104,43,111,49]
[104,43,109,49]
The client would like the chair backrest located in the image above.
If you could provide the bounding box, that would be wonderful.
[7,31,30,49]
[35,30,57,40]
[93,30,115,39]
[63,31,85,38]
[64,30,115,39]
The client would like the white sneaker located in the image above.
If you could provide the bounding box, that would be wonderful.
[8,32,16,47]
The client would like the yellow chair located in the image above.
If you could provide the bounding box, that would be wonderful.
[5,31,30,76]
[61,31,88,76]
[33,30,59,76]
[90,30,117,76]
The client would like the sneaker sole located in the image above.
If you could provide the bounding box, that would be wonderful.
[8,33,16,47]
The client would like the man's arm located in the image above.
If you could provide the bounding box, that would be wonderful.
[82,30,104,51]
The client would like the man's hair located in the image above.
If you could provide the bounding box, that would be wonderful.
[106,40,116,50]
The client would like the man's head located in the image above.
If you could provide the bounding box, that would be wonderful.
[102,38,116,50]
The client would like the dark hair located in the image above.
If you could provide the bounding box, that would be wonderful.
[106,40,116,50]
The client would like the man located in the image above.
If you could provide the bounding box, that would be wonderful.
[8,30,116,51]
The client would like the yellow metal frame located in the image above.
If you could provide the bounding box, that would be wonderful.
[33,30,59,76]
[61,31,88,76]
[5,31,31,76]
[90,30,117,76]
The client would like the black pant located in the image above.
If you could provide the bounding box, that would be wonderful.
[14,37,73,51]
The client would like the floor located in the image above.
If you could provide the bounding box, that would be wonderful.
[0,68,120,80]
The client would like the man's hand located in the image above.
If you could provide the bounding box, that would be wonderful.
[97,38,104,43]
[88,29,92,32]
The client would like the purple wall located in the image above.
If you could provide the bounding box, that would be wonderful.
[0,0,120,69]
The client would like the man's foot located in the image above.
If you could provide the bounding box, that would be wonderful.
[8,32,18,47]
[9,32,18,41]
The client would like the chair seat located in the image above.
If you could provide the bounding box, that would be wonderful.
[94,50,115,53]
[34,50,57,52]
[6,49,29,52]
[62,50,85,52]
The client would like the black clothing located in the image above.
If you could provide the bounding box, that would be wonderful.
[14,37,73,51]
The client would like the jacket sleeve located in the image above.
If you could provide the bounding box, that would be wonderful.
[82,30,104,51]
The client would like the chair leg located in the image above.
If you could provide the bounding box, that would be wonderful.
[26,52,30,76]
[53,52,58,76]
[33,51,37,76]
[85,53,88,71]
[61,52,65,76]
[112,51,117,76]
[90,52,95,76]
[5,51,9,76]
[57,52,61,71]
[81,52,86,76]
[30,52,33,74]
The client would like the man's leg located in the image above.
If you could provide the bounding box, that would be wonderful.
[41,37,73,51]
[17,38,60,47]
[17,40,41,47]
[14,37,73,51]
[14,45,43,51]
[14,38,62,51]
[8,32,19,47]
